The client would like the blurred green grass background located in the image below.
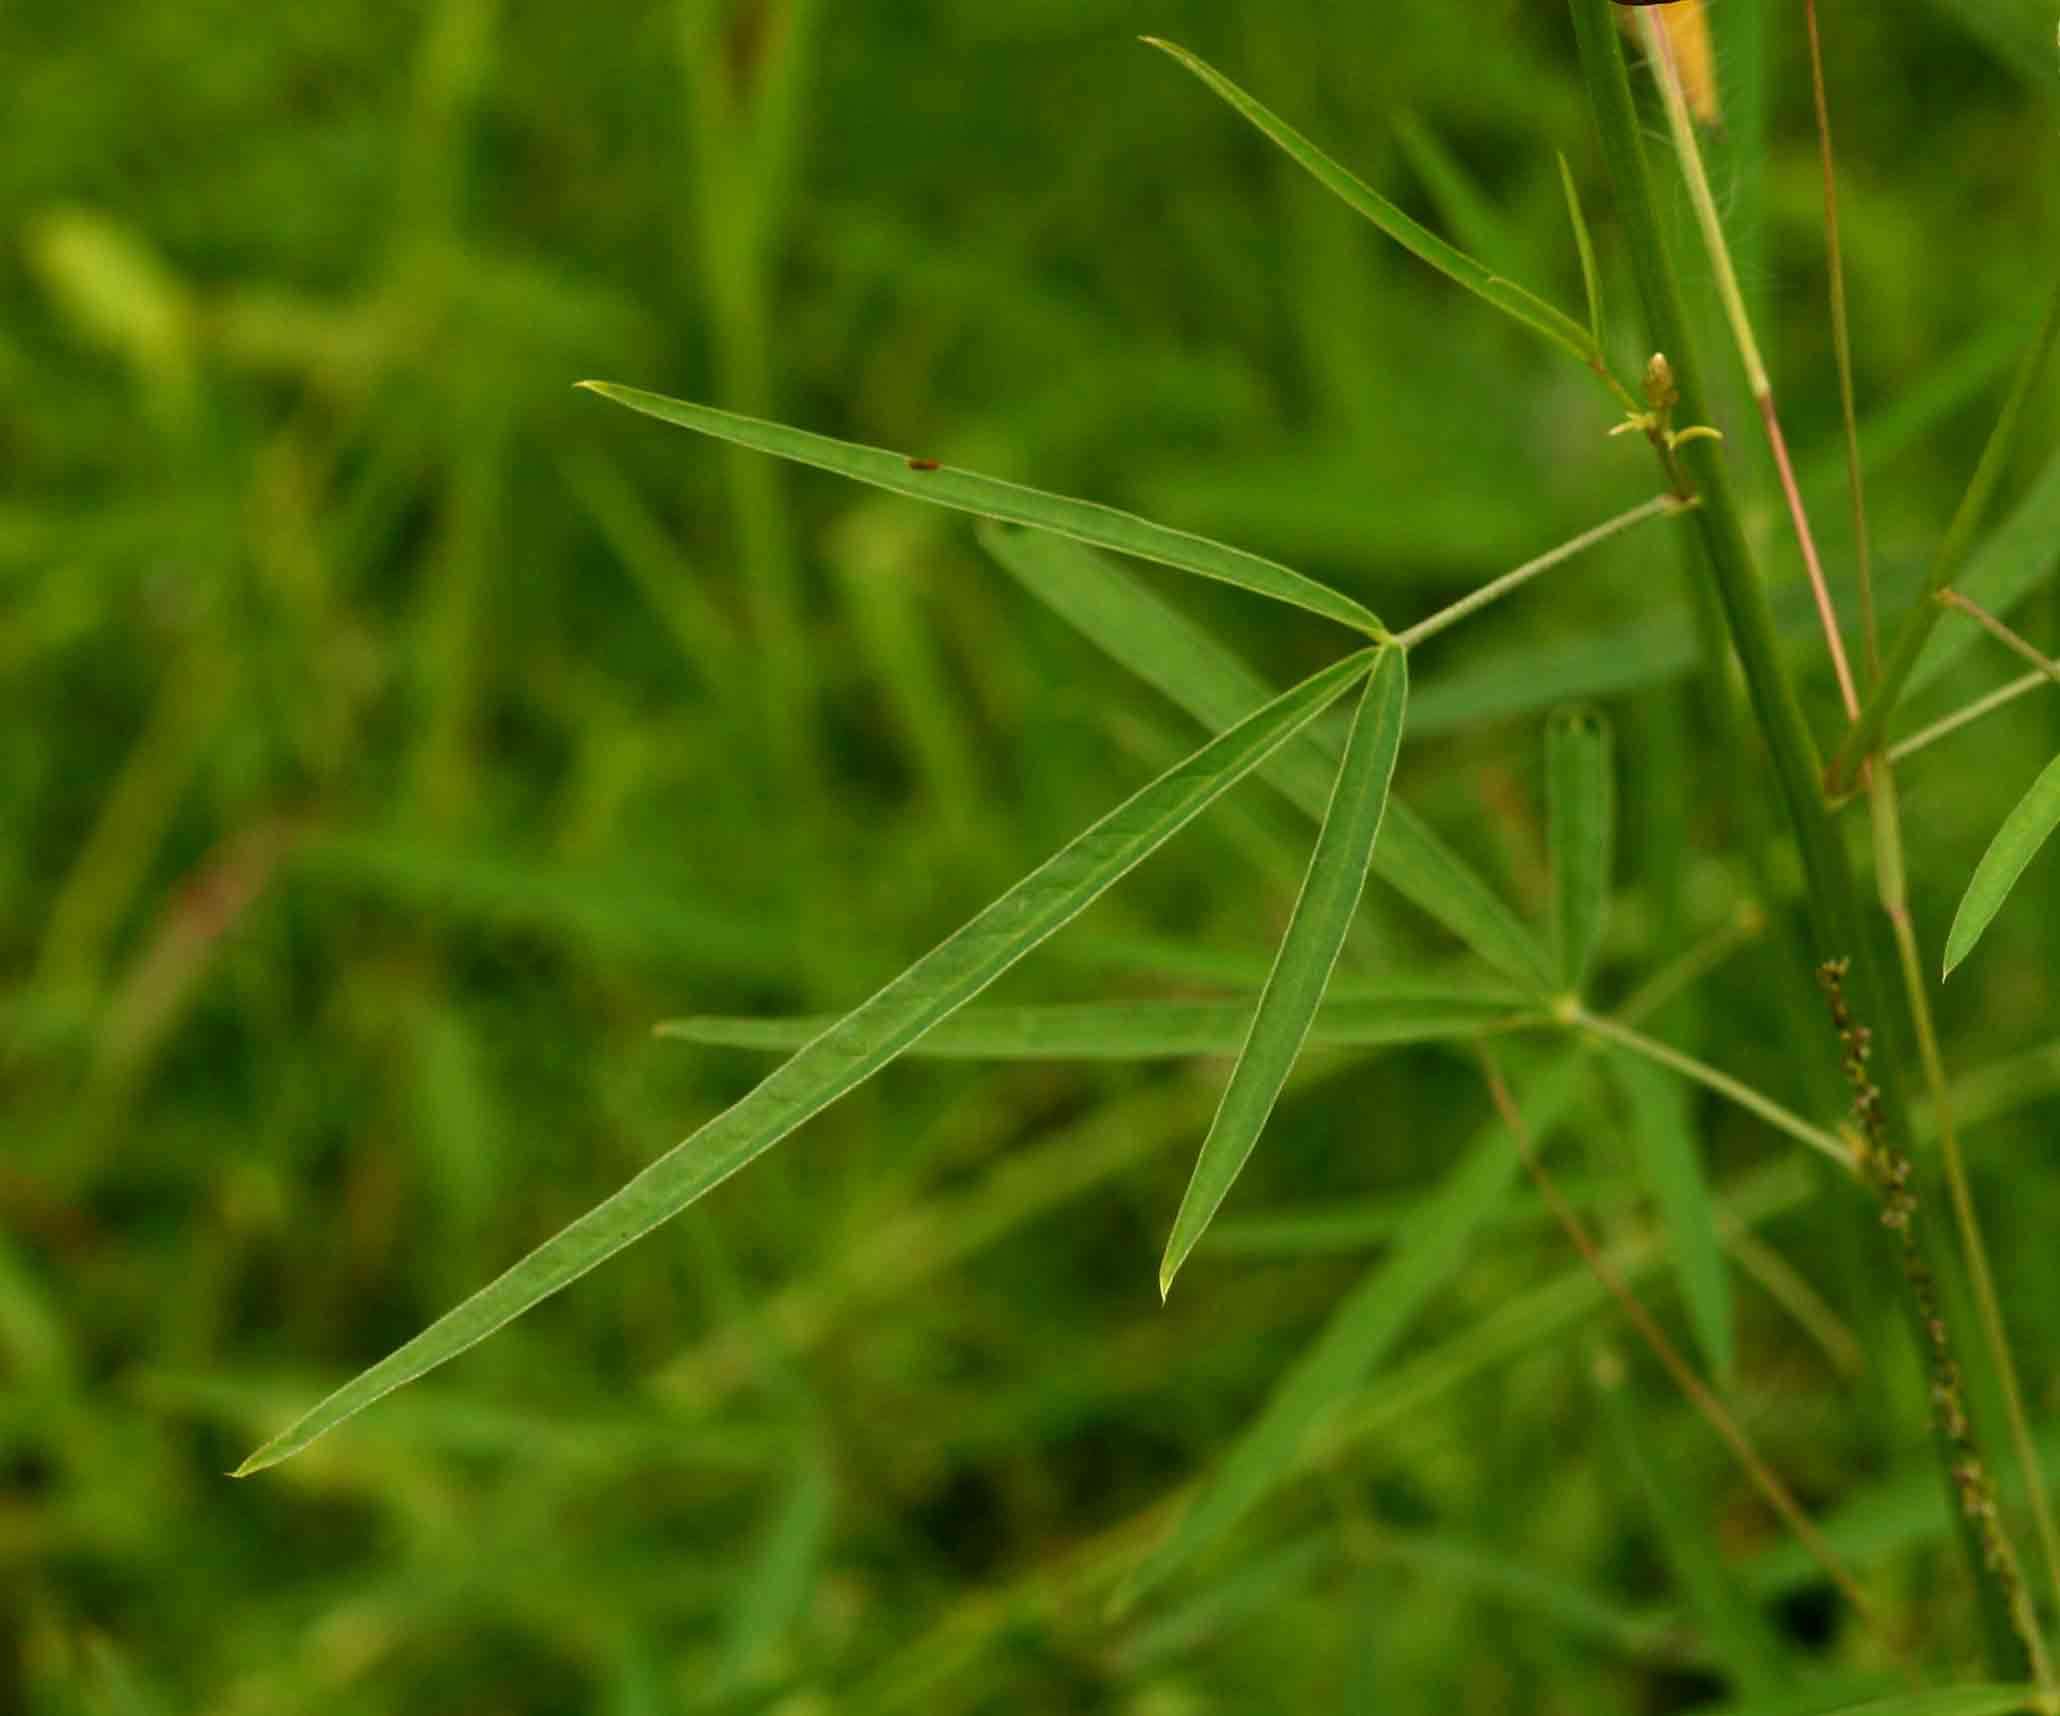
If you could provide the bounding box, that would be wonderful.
[8,2,2060,1710]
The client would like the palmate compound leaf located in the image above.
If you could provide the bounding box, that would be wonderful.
[1944,749,2060,977]
[1159,648,1408,1296]
[976,522,1559,993]
[576,382,1386,637]
[234,649,1375,1474]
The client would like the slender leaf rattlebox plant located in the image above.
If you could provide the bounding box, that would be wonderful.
[236,11,2060,1707]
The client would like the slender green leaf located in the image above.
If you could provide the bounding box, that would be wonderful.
[1558,152,1605,349]
[1598,1370,1784,1697]
[1612,1056,1733,1380]
[234,649,1373,1475]
[1547,705,1614,991]
[715,1458,834,1694]
[660,990,1534,1060]
[1114,1055,1581,1613]
[1143,39,1598,369]
[578,380,1384,636]
[1944,749,2060,976]
[978,521,1557,991]
[1160,649,1410,1294]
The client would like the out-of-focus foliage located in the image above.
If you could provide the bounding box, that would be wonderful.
[7,1,2060,1710]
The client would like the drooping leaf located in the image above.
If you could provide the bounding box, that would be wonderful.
[234,649,1373,1474]
[978,521,1557,992]
[1114,1055,1581,1612]
[1546,705,1614,991]
[1611,1056,1733,1380]
[660,990,1534,1060]
[1944,749,2060,976]
[1144,39,1599,371]
[1160,648,1409,1294]
[578,381,1384,636]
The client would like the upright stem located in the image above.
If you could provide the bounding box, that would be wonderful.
[1641,11,1859,723]
[1568,0,2035,1676]
[1874,769,2060,1643]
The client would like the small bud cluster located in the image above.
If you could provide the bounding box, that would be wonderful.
[1817,960,2039,1630]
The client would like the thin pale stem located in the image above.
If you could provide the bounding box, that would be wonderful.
[1572,1005,1855,1171]
[1941,588,2060,683]
[1643,11,1860,723]
[1479,1055,1890,1640]
[1392,494,1687,652]
[1805,0,1877,683]
[1885,670,2052,770]
[1873,769,2060,1641]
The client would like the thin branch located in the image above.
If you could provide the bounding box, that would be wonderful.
[1478,1054,1889,1639]
[1392,494,1687,652]
[1573,1005,1855,1171]
[1940,588,2060,684]
[1883,671,2053,771]
[1830,271,2060,789]
[1641,11,1860,724]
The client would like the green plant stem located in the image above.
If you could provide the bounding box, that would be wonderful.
[1569,0,2035,1675]
[1831,271,2060,789]
[1392,493,1686,652]
[1669,0,2060,1659]
[1571,1006,1852,1170]
[1569,0,1874,1015]
[1640,10,1859,723]
[1873,769,2060,1643]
